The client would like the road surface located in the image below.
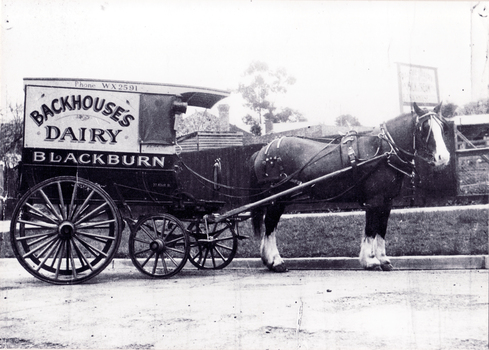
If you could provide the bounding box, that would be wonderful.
[1,260,487,350]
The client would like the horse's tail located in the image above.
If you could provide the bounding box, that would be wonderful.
[249,151,264,238]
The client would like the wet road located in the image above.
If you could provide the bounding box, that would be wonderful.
[1,260,487,350]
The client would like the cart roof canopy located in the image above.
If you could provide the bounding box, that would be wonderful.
[23,78,230,109]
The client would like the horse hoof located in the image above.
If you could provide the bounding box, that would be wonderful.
[381,263,393,271]
[366,265,382,271]
[272,263,288,273]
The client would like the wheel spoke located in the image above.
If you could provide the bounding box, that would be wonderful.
[73,236,109,258]
[25,203,58,224]
[201,248,209,266]
[139,225,157,241]
[15,231,57,242]
[76,231,116,241]
[48,241,64,269]
[163,224,178,242]
[71,189,95,222]
[57,181,67,220]
[163,251,179,267]
[191,248,203,261]
[77,218,116,229]
[212,236,235,243]
[210,248,216,268]
[74,203,109,226]
[165,246,186,255]
[152,253,160,274]
[34,238,61,271]
[212,246,228,262]
[152,218,159,237]
[165,235,185,245]
[160,253,169,273]
[20,232,57,248]
[133,237,152,245]
[215,243,234,251]
[135,247,153,256]
[38,189,63,221]
[67,241,78,279]
[68,182,79,220]
[22,235,58,259]
[140,251,156,267]
[71,239,92,271]
[55,241,66,279]
[17,219,57,229]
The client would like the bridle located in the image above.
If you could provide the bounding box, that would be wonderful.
[378,110,446,205]
[380,111,446,168]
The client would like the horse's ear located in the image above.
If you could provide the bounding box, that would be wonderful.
[433,102,443,114]
[413,102,424,116]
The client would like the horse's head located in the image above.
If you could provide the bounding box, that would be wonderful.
[413,102,450,168]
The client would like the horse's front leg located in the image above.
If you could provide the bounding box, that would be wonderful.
[374,202,393,271]
[261,230,287,272]
[359,203,393,271]
[359,235,381,270]
[260,204,287,272]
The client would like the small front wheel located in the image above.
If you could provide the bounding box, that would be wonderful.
[129,214,189,278]
[187,219,238,270]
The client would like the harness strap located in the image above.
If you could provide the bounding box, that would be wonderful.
[342,131,358,179]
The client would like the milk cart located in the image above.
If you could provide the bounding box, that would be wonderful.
[10,78,241,284]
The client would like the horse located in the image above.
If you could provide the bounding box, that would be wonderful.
[249,102,450,272]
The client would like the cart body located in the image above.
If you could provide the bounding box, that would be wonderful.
[21,78,229,206]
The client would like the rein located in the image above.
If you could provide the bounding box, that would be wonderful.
[178,110,444,204]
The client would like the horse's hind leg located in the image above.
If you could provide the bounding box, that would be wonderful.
[260,203,287,272]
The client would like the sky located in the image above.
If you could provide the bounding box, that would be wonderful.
[1,0,487,128]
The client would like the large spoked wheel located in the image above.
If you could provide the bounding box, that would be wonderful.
[187,219,238,270]
[129,214,189,278]
[10,176,122,285]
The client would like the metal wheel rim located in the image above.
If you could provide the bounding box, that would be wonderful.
[10,176,122,285]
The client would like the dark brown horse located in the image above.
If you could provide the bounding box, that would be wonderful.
[249,102,450,272]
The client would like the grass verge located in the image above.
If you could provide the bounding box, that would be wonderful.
[234,206,488,258]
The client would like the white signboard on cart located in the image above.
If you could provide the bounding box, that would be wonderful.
[24,85,141,153]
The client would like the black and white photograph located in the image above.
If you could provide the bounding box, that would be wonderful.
[1,1,488,349]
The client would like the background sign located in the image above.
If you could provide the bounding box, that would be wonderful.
[397,63,440,113]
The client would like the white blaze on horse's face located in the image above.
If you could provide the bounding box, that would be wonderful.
[427,117,450,168]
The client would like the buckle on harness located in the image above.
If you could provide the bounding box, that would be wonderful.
[348,146,356,166]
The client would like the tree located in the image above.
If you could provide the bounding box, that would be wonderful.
[456,98,489,115]
[441,102,458,118]
[237,61,304,135]
[272,107,305,123]
[0,103,23,169]
[335,114,361,127]
[175,110,220,137]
